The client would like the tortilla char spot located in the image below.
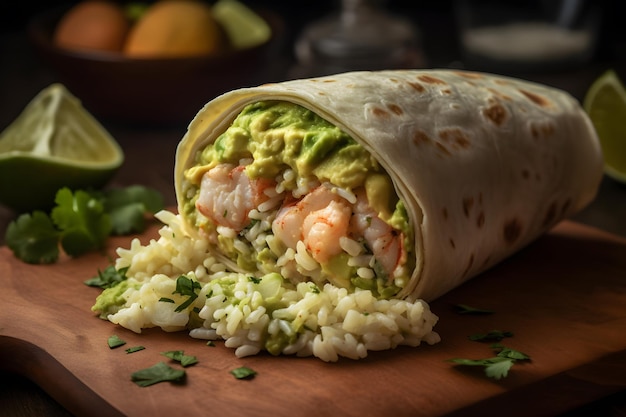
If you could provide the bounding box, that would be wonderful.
[483,103,508,126]
[531,124,540,138]
[408,81,425,93]
[442,88,452,95]
[371,107,390,118]
[454,71,483,80]
[413,130,432,147]
[503,218,522,245]
[322,79,337,83]
[520,89,551,107]
[531,121,556,138]
[476,211,485,228]
[388,104,403,115]
[439,128,471,149]
[418,75,447,85]
[462,254,475,277]
[449,238,456,249]
[435,142,451,156]
[442,207,449,220]
[543,201,557,227]
[462,196,474,217]
[487,88,512,101]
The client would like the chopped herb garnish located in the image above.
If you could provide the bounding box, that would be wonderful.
[126,346,146,354]
[453,304,495,315]
[310,283,320,294]
[206,341,215,347]
[5,185,164,264]
[447,343,530,380]
[172,275,201,312]
[107,335,126,349]
[230,366,257,380]
[469,330,514,342]
[248,276,262,284]
[159,297,175,303]
[131,362,186,387]
[161,350,198,367]
[85,265,129,289]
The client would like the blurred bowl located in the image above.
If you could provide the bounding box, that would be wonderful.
[27,6,284,127]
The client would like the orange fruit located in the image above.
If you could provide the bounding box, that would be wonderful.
[54,1,130,53]
[123,0,225,58]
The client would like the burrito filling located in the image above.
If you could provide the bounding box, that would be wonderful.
[181,101,414,299]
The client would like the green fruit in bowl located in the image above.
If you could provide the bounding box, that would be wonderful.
[0,84,124,212]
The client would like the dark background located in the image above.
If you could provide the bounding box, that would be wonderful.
[1,0,625,70]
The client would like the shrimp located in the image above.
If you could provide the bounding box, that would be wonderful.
[196,163,274,231]
[351,190,405,279]
[272,185,351,264]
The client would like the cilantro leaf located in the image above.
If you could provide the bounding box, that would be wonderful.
[161,350,198,367]
[447,344,530,380]
[103,186,164,235]
[5,211,60,264]
[126,346,146,354]
[108,335,126,349]
[172,275,201,312]
[104,185,164,215]
[453,304,495,315]
[84,265,129,289]
[4,185,164,264]
[484,358,515,380]
[492,343,530,360]
[469,330,514,342]
[131,362,186,387]
[230,366,257,379]
[51,188,111,256]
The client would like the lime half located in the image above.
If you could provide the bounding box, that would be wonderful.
[0,84,124,212]
[583,70,626,183]
[213,0,271,50]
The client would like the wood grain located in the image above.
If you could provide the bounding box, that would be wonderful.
[1,220,625,417]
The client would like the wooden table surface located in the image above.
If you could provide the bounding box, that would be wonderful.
[2,3,626,416]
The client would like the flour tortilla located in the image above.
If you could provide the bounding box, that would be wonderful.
[175,69,603,301]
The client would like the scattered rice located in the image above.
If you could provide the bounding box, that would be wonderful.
[95,211,441,362]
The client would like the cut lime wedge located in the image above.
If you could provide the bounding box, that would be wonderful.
[583,70,626,183]
[213,0,271,50]
[0,84,124,212]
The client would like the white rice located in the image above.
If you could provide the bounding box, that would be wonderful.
[97,210,441,362]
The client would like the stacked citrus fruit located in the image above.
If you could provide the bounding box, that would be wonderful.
[584,70,626,184]
[0,84,124,212]
[53,0,271,58]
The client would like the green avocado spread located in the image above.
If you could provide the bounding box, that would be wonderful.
[183,100,413,298]
[185,101,400,221]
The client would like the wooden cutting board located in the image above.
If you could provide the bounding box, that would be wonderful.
[1,220,626,417]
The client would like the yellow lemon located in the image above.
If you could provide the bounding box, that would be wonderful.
[0,84,124,212]
[584,70,626,183]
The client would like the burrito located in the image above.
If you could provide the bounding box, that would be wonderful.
[175,69,602,302]
[95,69,602,361]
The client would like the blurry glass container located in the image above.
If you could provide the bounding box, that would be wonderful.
[455,0,602,72]
[292,0,425,78]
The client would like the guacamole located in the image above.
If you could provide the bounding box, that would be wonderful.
[182,101,414,298]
